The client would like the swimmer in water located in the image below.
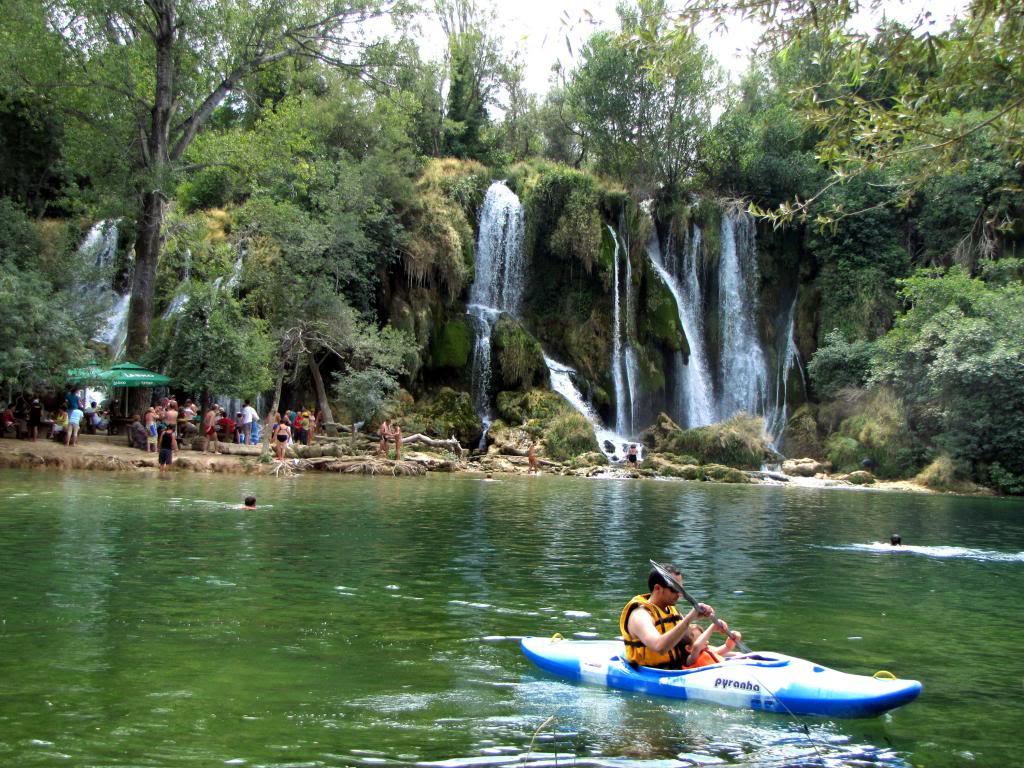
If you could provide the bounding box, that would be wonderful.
[890,533,902,546]
[242,496,256,509]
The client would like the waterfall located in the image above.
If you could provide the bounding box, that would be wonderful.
[467,182,526,443]
[622,227,640,435]
[77,221,130,359]
[718,207,770,421]
[607,225,640,436]
[543,354,643,463]
[765,294,805,441]
[645,226,715,428]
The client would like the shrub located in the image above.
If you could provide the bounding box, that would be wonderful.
[544,412,599,461]
[915,455,979,493]
[807,329,876,399]
[496,389,569,425]
[678,414,771,469]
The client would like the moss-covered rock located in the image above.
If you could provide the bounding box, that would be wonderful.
[430,317,472,369]
[496,389,569,426]
[395,387,481,446]
[640,412,772,469]
[544,412,599,461]
[646,454,703,480]
[702,463,750,483]
[845,470,876,485]
[781,403,823,460]
[493,315,545,390]
[643,271,684,352]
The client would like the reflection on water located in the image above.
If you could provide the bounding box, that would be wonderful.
[1,470,1022,767]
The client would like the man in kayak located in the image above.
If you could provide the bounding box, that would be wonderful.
[619,564,714,669]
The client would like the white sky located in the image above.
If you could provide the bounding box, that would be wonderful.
[412,0,968,96]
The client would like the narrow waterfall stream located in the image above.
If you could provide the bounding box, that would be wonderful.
[607,225,629,435]
[77,221,130,359]
[543,354,643,463]
[467,182,526,445]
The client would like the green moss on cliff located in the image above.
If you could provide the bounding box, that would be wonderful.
[398,387,480,445]
[643,271,683,351]
[496,388,570,425]
[429,317,472,369]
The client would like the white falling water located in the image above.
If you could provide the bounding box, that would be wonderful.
[77,221,130,359]
[608,225,628,434]
[468,182,527,443]
[622,227,640,435]
[718,207,770,421]
[543,354,643,463]
[765,294,804,441]
[645,226,715,428]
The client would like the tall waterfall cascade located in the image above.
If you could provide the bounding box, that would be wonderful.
[718,209,770,421]
[607,225,641,436]
[645,205,801,443]
[467,182,526,445]
[77,221,130,359]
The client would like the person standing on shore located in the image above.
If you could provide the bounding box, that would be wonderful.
[27,399,44,441]
[272,417,292,460]
[527,443,539,473]
[158,426,177,472]
[377,419,391,457]
[392,423,402,461]
[202,405,219,454]
[66,404,84,447]
[241,400,259,446]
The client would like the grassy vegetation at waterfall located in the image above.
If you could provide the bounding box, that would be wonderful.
[3,0,1024,490]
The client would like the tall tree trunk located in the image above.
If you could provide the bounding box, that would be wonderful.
[262,364,286,458]
[309,355,335,425]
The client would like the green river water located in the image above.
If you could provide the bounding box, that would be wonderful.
[1,469,1022,768]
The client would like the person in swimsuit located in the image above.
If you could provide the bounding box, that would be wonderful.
[273,417,291,460]
[202,405,219,453]
[158,426,178,472]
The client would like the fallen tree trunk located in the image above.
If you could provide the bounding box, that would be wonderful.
[401,433,463,457]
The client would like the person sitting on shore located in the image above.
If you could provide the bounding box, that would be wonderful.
[619,564,713,669]
[83,401,97,434]
[1,404,16,438]
[129,414,147,450]
[52,406,69,441]
[679,618,742,669]
[217,411,237,443]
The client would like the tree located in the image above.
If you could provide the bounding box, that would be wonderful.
[672,1,1024,227]
[0,200,86,397]
[870,263,1024,487]
[333,321,414,451]
[147,283,272,403]
[1,0,411,365]
[436,0,503,161]
[567,0,721,195]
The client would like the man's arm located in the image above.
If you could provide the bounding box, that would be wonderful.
[626,603,713,654]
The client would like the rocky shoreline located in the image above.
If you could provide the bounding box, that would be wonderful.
[0,432,978,495]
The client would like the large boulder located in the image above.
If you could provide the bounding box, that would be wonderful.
[782,457,832,477]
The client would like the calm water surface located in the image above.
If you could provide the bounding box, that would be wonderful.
[1,469,1022,767]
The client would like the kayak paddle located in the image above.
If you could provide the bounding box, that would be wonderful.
[650,558,751,653]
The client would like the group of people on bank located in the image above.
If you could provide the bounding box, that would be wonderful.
[620,564,742,669]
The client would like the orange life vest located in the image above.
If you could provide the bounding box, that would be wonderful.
[683,647,724,669]
[619,593,687,669]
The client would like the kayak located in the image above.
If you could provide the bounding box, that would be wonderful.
[520,637,922,718]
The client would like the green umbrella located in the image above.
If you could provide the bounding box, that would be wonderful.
[99,361,172,388]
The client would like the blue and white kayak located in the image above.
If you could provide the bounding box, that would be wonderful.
[521,637,921,718]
